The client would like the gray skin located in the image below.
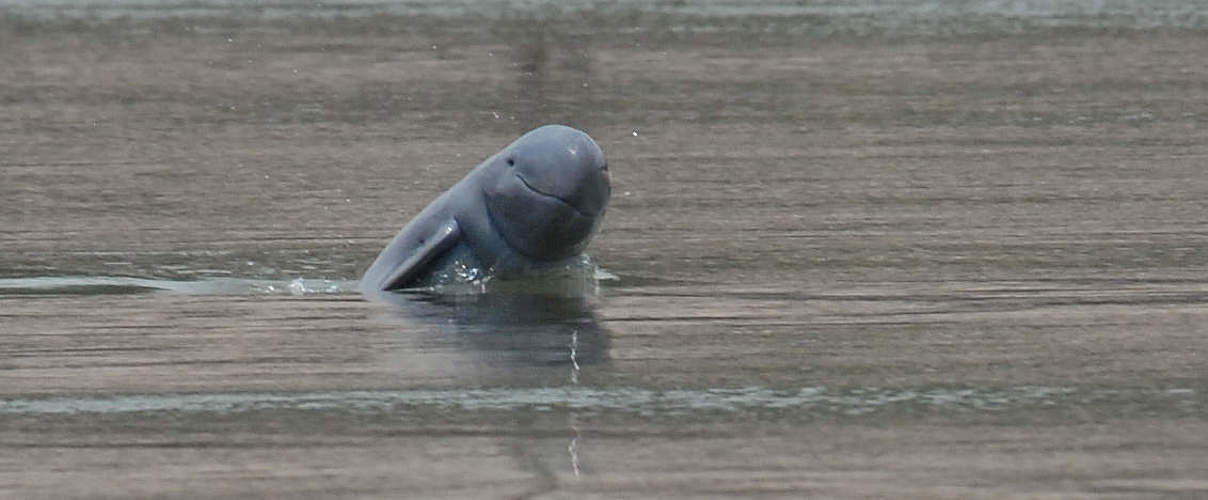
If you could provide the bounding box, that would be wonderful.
[360,124,610,293]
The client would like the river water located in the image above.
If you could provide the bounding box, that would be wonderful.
[2,1,1208,498]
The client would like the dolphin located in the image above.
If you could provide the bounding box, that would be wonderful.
[360,124,611,293]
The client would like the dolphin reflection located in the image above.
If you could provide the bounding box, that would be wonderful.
[369,290,611,369]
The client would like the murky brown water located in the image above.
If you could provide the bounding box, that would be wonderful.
[3,1,1208,498]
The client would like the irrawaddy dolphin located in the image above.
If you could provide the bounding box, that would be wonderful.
[360,124,611,293]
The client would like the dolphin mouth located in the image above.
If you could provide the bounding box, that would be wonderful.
[514,173,592,217]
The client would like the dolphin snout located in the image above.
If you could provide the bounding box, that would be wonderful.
[512,137,609,216]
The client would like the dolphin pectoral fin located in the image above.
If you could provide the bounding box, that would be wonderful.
[379,220,461,291]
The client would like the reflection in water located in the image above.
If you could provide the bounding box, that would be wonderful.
[568,413,582,477]
[370,289,611,369]
[369,288,607,480]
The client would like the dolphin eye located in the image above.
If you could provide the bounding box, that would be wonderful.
[506,157,515,166]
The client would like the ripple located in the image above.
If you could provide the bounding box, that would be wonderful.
[0,386,1199,416]
[0,276,359,296]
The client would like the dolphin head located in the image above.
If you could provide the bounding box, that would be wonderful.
[483,125,611,261]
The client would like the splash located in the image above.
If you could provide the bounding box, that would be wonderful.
[418,254,612,296]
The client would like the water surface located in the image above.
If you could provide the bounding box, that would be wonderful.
[3,1,1208,498]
